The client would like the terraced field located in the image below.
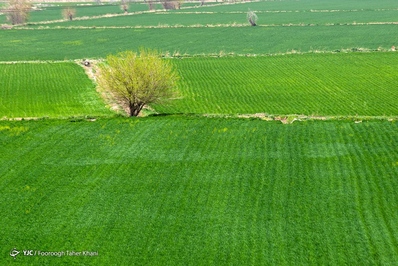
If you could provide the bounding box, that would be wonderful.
[0,62,113,118]
[2,0,398,60]
[1,117,398,264]
[9,0,397,30]
[1,3,151,24]
[1,0,398,265]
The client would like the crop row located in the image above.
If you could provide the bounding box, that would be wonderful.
[1,1,205,25]
[187,0,398,13]
[153,53,398,116]
[0,62,113,118]
[4,0,398,27]
[1,53,397,118]
[1,24,398,61]
[1,116,397,264]
[1,3,151,24]
[24,9,398,28]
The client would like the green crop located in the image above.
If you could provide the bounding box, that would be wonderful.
[1,25,397,61]
[0,117,397,264]
[2,53,397,118]
[153,53,398,116]
[2,0,398,60]
[0,62,113,118]
[2,3,150,24]
[28,12,248,28]
[26,8,398,28]
[1,1,398,264]
[189,0,398,12]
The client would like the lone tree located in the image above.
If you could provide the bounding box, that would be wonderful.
[247,9,258,26]
[176,0,184,9]
[62,7,76,21]
[121,0,129,13]
[3,0,31,25]
[147,0,155,11]
[161,0,176,10]
[98,50,179,117]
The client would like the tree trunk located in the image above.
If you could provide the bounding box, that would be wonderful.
[129,102,145,117]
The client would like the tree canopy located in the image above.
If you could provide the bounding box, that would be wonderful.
[98,50,179,117]
[3,0,31,25]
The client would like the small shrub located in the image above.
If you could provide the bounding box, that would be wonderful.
[247,9,258,26]
[62,8,76,21]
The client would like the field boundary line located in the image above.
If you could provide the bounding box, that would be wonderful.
[203,113,398,123]
[160,49,398,58]
[2,113,396,123]
[10,7,398,29]
[1,49,398,64]
[12,1,253,27]
[0,116,114,121]
[13,21,398,30]
[0,60,75,64]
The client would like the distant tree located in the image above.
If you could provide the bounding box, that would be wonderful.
[247,9,257,26]
[147,0,155,11]
[62,8,76,21]
[3,0,31,25]
[175,0,184,9]
[97,49,179,117]
[161,0,176,10]
[121,0,129,13]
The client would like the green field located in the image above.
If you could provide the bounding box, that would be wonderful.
[1,3,151,24]
[26,9,398,28]
[1,117,398,264]
[189,0,398,12]
[0,62,113,118]
[157,53,398,116]
[2,53,397,118]
[4,0,398,28]
[28,4,127,23]
[1,25,398,61]
[2,0,398,264]
[2,0,398,60]
[17,0,398,28]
